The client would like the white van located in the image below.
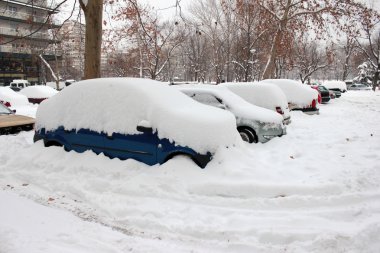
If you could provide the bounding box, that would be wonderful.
[10,80,30,91]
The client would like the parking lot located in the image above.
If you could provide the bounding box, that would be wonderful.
[1,90,380,252]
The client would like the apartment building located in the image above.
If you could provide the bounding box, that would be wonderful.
[59,20,85,80]
[0,0,61,85]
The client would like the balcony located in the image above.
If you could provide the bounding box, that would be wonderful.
[0,11,60,28]
[0,27,60,43]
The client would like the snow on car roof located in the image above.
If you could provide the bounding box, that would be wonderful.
[323,80,347,91]
[20,86,58,99]
[0,87,29,106]
[176,85,283,124]
[221,82,290,118]
[36,78,239,153]
[260,79,319,107]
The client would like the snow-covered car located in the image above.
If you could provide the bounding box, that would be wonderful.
[0,87,29,108]
[0,102,34,135]
[311,85,330,103]
[347,83,372,91]
[177,85,286,143]
[19,85,58,104]
[221,82,291,125]
[260,79,319,115]
[323,80,347,93]
[34,78,238,168]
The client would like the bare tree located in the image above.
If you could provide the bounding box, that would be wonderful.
[292,38,331,84]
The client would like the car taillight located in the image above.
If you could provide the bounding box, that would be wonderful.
[311,99,316,108]
[1,100,11,107]
[275,106,284,115]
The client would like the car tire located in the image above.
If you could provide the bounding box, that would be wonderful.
[238,128,257,143]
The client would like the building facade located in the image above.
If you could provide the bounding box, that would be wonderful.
[59,20,85,80]
[0,0,60,85]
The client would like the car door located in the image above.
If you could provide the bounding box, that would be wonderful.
[102,130,158,165]
[63,128,105,155]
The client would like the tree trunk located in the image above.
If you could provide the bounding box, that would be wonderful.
[373,63,379,92]
[81,0,103,80]
[262,30,281,80]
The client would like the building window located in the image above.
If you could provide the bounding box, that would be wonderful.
[7,6,17,14]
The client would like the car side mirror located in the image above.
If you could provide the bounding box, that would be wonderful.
[137,120,153,133]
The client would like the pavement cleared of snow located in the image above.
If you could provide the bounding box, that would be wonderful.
[1,90,380,252]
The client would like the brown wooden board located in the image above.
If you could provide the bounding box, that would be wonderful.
[0,115,35,128]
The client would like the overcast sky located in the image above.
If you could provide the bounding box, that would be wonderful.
[56,0,379,24]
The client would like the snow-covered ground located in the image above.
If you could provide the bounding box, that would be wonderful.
[1,91,380,253]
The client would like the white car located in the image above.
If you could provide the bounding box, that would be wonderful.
[9,79,30,91]
[260,79,320,115]
[177,85,286,143]
[20,85,58,104]
[222,82,291,125]
[323,80,347,93]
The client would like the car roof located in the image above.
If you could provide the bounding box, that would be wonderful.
[176,84,283,124]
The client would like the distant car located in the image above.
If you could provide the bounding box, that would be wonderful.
[329,90,335,99]
[347,84,372,91]
[221,82,291,125]
[323,80,347,93]
[9,79,30,92]
[330,89,341,98]
[19,85,58,104]
[260,79,319,115]
[34,78,238,168]
[65,79,76,86]
[0,87,29,108]
[177,85,286,143]
[311,85,330,103]
[0,102,35,135]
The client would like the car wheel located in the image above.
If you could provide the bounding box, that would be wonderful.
[238,128,257,143]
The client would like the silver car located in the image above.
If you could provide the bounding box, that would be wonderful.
[177,85,286,143]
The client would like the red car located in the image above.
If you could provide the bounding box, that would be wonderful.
[311,85,330,103]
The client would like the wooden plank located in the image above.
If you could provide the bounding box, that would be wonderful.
[0,115,35,128]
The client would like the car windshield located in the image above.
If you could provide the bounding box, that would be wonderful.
[0,103,12,114]
[318,86,328,91]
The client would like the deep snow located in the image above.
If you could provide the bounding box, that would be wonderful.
[1,90,380,253]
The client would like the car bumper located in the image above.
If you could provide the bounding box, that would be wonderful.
[258,126,286,143]
[33,132,43,142]
[301,107,320,115]
[321,97,330,103]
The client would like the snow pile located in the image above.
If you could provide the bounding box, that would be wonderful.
[260,79,319,107]
[222,82,290,119]
[0,87,29,106]
[36,78,239,153]
[323,80,347,91]
[20,86,58,99]
[177,85,284,125]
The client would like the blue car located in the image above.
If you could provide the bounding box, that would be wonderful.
[34,125,211,168]
[33,78,238,168]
